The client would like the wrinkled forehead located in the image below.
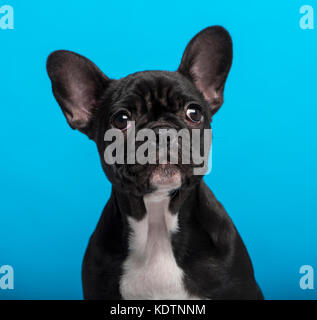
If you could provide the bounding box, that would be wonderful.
[110,71,204,115]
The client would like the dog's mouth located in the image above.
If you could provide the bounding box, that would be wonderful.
[149,163,182,189]
[106,159,200,197]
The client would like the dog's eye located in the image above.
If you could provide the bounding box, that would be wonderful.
[185,104,202,123]
[112,111,131,130]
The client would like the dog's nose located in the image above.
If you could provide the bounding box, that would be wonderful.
[148,121,175,130]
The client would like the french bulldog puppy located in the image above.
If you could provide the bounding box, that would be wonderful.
[47,26,263,300]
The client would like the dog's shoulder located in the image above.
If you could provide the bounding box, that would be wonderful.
[194,181,237,254]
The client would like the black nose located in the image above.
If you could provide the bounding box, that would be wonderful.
[148,121,175,130]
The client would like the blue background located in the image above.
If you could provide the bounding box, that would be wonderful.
[0,0,316,300]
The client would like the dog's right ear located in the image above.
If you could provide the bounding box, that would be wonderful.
[47,50,111,138]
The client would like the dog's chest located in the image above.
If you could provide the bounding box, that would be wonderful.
[119,191,195,300]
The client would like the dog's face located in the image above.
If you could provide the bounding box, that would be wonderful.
[47,26,232,196]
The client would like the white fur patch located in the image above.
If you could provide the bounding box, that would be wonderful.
[119,187,200,300]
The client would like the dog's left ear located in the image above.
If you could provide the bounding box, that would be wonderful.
[178,26,233,115]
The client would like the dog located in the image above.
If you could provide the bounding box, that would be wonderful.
[47,26,263,300]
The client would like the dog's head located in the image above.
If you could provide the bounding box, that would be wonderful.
[47,26,232,196]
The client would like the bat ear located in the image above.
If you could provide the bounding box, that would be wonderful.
[178,26,233,115]
[46,50,111,138]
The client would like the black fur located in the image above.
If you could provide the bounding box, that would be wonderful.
[47,26,263,300]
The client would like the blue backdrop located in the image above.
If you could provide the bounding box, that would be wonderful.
[0,0,316,299]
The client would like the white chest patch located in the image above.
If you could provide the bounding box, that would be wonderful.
[119,188,198,300]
